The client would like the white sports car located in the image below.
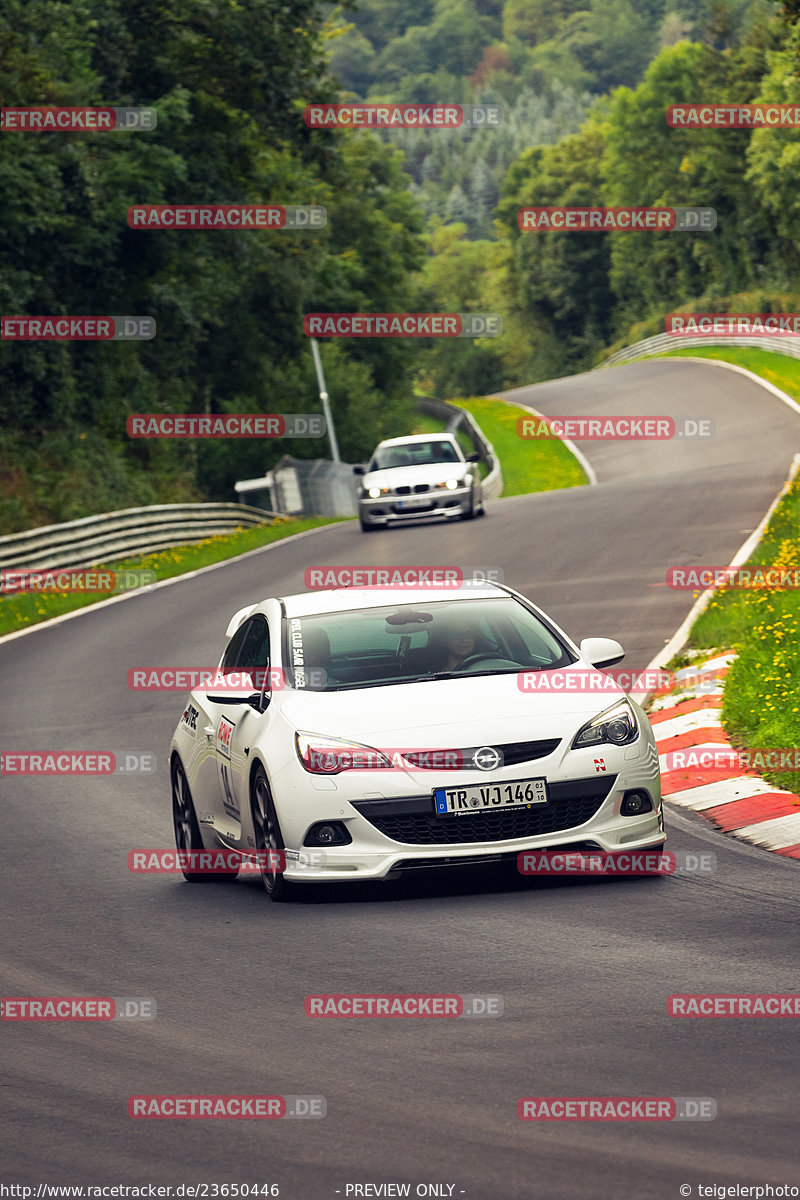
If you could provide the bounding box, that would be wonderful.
[169,582,664,901]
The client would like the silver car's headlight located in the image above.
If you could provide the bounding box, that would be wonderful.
[571,698,638,749]
[433,477,465,490]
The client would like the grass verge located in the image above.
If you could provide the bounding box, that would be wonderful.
[667,468,800,793]
[411,413,448,436]
[0,516,340,638]
[455,396,588,495]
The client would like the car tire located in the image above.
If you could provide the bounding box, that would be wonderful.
[171,757,239,883]
[251,764,292,902]
[462,494,475,521]
[359,517,378,532]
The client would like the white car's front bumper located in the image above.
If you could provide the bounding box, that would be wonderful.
[276,755,664,883]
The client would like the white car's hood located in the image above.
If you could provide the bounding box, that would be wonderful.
[277,670,625,745]
[364,462,466,490]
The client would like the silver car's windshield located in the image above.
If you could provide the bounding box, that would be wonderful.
[283,597,576,691]
[369,440,460,470]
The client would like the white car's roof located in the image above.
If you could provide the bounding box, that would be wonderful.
[279,582,506,618]
[374,432,458,449]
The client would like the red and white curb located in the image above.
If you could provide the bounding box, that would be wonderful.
[648,653,800,860]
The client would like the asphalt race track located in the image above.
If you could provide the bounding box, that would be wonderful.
[2,358,799,1199]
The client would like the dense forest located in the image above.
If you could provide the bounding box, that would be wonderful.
[1,0,798,529]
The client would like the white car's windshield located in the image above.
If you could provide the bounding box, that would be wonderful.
[284,597,576,691]
[369,440,460,470]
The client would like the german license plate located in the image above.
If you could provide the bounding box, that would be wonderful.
[397,496,429,509]
[433,777,547,816]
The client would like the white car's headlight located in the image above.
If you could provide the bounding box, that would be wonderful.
[433,478,465,490]
[295,732,392,775]
[367,486,386,499]
[571,698,638,749]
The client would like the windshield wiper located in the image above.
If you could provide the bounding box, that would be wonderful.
[313,667,524,692]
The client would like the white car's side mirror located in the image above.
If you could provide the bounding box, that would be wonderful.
[579,637,625,669]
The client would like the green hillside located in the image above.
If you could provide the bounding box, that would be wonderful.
[1,0,795,530]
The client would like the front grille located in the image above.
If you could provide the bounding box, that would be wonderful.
[352,777,616,845]
[484,739,561,766]
[395,485,411,495]
[413,483,430,493]
[401,739,561,770]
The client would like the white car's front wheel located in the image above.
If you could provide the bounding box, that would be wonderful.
[251,764,292,902]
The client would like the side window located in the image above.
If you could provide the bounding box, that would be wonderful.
[237,616,270,669]
[220,621,251,673]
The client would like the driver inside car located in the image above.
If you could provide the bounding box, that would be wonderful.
[445,623,477,670]
[428,617,496,672]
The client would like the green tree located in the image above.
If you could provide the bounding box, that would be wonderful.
[497,115,614,370]
[0,0,430,528]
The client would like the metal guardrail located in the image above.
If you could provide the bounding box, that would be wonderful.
[0,503,280,571]
[600,332,800,367]
[417,397,504,500]
[1,401,502,571]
